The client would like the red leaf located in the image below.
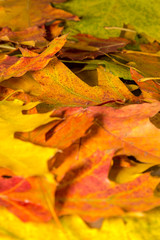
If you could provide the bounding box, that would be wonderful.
[0,175,54,222]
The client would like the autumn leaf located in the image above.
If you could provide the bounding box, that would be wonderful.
[15,107,94,150]
[130,68,160,101]
[0,57,140,107]
[0,0,79,31]
[47,20,64,39]
[66,58,133,80]
[0,0,160,237]
[0,174,54,222]
[0,35,66,81]
[55,149,160,222]
[59,34,130,60]
[0,26,48,48]
[0,207,160,240]
[0,98,58,178]
[46,101,160,221]
[53,101,160,169]
[112,50,160,77]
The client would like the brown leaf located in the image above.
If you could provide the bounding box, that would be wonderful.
[59,34,130,60]
[47,20,64,39]
[113,50,160,77]
[0,26,48,47]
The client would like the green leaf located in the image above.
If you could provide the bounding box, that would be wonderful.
[57,0,160,40]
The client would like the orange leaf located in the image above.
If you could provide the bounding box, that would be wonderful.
[55,149,160,222]
[1,57,140,106]
[0,174,54,222]
[0,26,48,47]
[130,68,160,100]
[16,107,94,150]
[53,101,160,167]
[49,102,160,221]
[0,0,79,31]
[0,35,66,81]
[113,51,160,77]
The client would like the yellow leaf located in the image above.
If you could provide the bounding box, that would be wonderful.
[0,207,160,240]
[0,99,58,178]
[1,58,140,107]
[0,0,79,31]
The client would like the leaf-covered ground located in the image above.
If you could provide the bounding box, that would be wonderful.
[0,0,160,239]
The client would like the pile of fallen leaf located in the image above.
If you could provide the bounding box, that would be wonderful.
[0,0,160,239]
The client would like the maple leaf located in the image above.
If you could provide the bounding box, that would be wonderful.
[0,57,140,107]
[0,35,66,81]
[53,101,160,169]
[15,107,94,150]
[55,150,160,222]
[0,0,79,31]
[0,174,54,222]
[0,99,58,178]
[47,101,160,221]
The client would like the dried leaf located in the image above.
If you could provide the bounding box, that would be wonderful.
[0,35,66,81]
[1,57,140,107]
[59,34,129,60]
[48,20,64,39]
[0,0,79,31]
[130,68,160,101]
[51,102,160,220]
[0,26,48,47]
[113,51,160,77]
